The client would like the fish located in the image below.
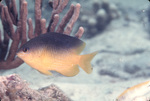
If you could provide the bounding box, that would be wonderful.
[117,80,150,101]
[17,32,98,77]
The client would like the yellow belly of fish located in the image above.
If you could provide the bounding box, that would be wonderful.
[27,50,80,76]
[50,53,80,76]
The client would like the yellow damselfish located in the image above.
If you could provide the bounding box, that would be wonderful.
[17,32,98,77]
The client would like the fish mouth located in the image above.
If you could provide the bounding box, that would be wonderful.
[16,52,20,58]
[16,51,24,58]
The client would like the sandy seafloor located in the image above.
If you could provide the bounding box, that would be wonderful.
[1,0,150,101]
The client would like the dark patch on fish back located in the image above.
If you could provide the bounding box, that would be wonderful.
[23,32,85,52]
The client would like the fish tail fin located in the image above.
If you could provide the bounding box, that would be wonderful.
[79,51,99,74]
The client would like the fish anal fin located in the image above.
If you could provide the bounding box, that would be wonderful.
[54,65,79,77]
[38,69,53,76]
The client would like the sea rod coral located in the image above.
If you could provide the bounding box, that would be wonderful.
[0,0,84,69]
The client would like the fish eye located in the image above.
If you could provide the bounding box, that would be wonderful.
[23,47,29,52]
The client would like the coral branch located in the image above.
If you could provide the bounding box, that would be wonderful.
[35,0,42,36]
[64,3,81,35]
[11,0,18,25]
[40,19,47,34]
[75,26,84,38]
[3,6,15,38]
[47,0,69,32]
[52,0,69,17]
[6,38,20,62]
[0,32,9,61]
[20,1,28,45]
[4,0,18,25]
[0,30,1,44]
[50,14,59,32]
[53,0,59,9]
[0,0,27,69]
[28,18,34,39]
[19,0,25,15]
[56,4,74,33]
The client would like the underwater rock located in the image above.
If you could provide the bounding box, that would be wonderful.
[78,0,119,38]
[0,74,71,101]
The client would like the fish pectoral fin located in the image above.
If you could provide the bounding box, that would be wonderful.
[55,65,79,77]
[38,69,53,76]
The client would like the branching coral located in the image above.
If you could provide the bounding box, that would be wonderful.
[0,74,71,101]
[0,0,84,69]
[78,0,119,38]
